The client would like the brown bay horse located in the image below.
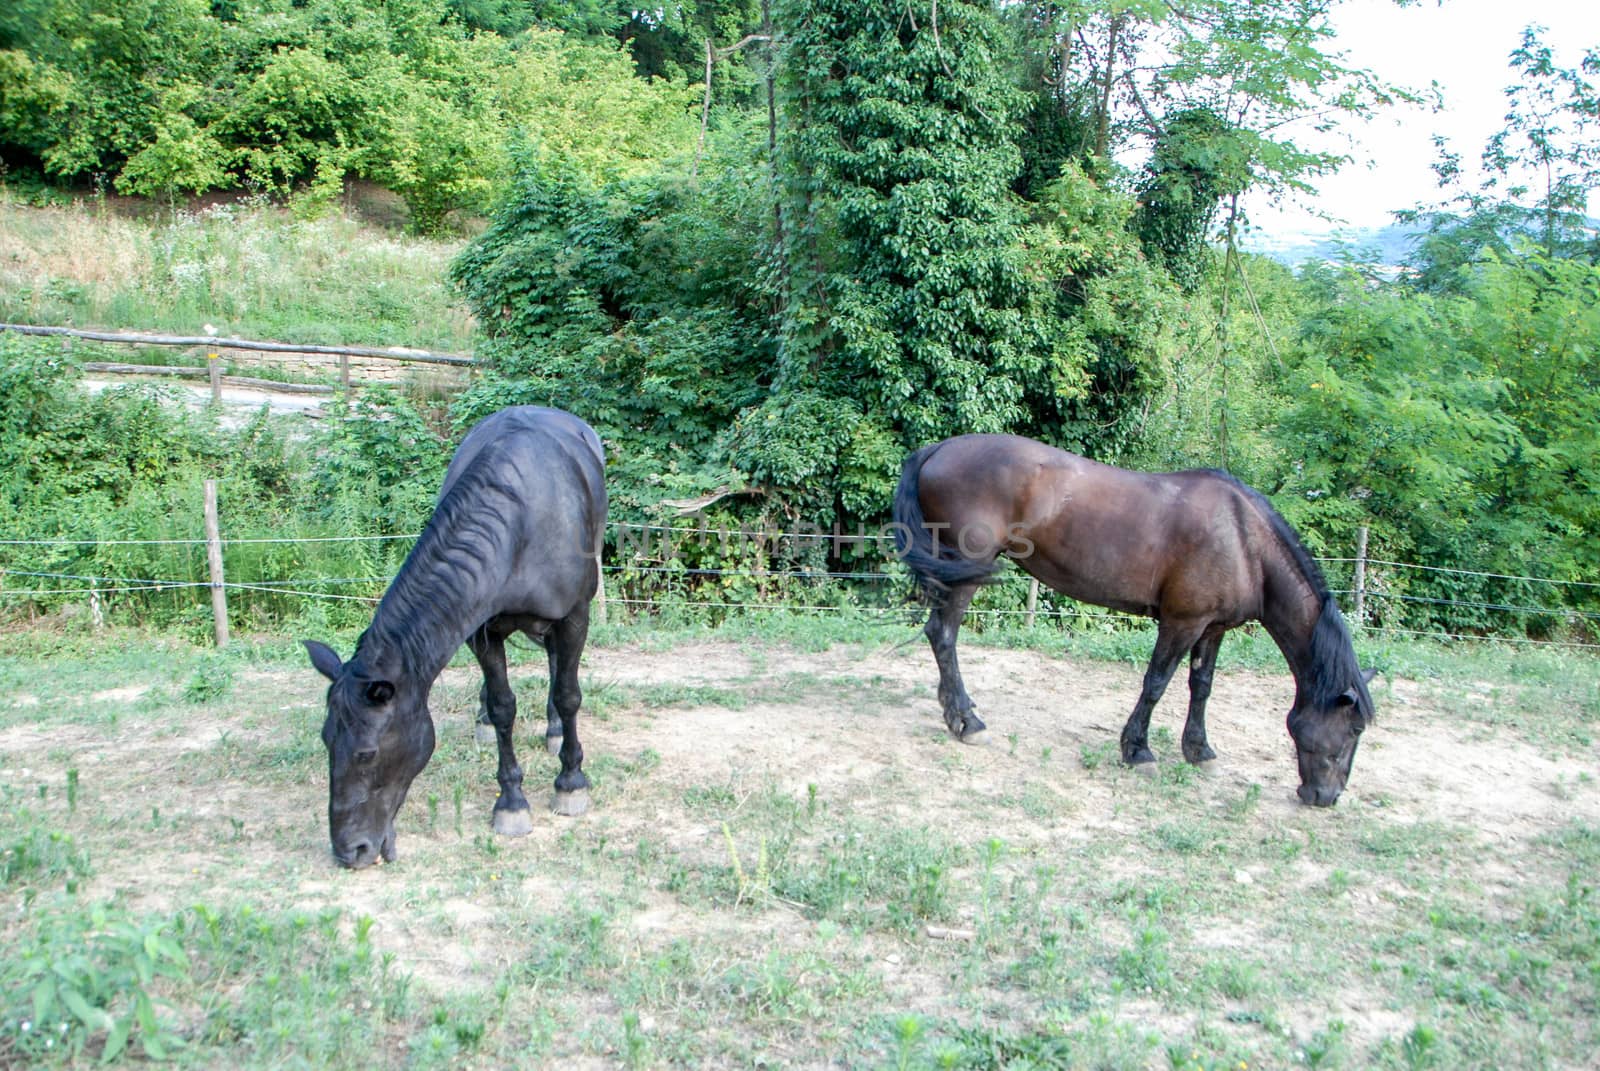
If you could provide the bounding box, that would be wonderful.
[891,434,1375,806]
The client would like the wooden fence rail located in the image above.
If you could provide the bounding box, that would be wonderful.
[1,322,476,368]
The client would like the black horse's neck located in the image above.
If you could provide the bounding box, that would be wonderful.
[357,502,514,685]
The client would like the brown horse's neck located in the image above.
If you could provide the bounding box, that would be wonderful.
[1258,549,1325,690]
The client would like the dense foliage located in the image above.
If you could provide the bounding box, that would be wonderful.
[1,3,1596,640]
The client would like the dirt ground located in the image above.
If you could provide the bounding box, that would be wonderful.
[4,635,1599,1066]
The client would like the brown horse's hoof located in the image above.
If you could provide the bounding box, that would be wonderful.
[550,788,590,817]
[492,806,534,837]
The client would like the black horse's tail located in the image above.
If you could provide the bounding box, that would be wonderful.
[891,442,1001,595]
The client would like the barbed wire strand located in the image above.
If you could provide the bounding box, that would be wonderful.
[3,529,1599,592]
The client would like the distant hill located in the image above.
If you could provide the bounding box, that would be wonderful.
[1242,222,1423,269]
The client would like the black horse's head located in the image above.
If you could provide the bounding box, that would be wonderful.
[304,640,435,868]
[1287,666,1376,807]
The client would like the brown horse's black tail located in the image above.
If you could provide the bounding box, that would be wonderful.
[891,442,1001,595]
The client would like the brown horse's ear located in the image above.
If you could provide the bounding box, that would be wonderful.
[304,640,344,682]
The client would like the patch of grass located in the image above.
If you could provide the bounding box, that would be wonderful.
[0,898,407,1067]
[0,795,90,891]
[631,681,748,710]
[770,821,960,933]
[182,654,236,703]
[0,194,474,353]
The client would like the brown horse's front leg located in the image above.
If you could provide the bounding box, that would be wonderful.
[1121,621,1203,765]
[1181,630,1225,764]
[924,583,984,739]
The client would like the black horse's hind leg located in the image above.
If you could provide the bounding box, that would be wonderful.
[467,625,534,836]
[538,641,563,756]
[1181,629,1225,764]
[547,601,591,816]
[925,582,985,740]
[1121,620,1205,766]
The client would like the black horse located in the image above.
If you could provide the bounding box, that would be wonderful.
[304,406,606,868]
[892,434,1375,806]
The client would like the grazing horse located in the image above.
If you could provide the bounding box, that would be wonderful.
[892,434,1375,806]
[303,406,606,868]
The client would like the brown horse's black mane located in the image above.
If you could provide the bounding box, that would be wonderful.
[1203,469,1373,725]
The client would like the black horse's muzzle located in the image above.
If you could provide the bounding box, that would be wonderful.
[1297,783,1343,807]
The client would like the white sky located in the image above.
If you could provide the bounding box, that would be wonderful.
[1245,0,1600,237]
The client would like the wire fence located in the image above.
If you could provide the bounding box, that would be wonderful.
[2,520,1598,651]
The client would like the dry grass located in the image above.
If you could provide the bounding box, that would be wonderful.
[2,623,1598,1069]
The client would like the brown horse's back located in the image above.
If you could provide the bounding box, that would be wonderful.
[916,435,1266,623]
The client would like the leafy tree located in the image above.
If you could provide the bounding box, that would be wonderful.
[757,0,1061,517]
[491,29,700,185]
[1404,27,1599,289]
[1024,159,1177,456]
[1131,106,1250,290]
[450,157,775,515]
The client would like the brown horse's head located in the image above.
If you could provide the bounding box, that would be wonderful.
[305,640,436,868]
[1288,666,1376,806]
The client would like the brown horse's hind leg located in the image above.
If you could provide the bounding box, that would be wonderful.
[1181,629,1225,764]
[925,582,985,740]
[1121,620,1205,765]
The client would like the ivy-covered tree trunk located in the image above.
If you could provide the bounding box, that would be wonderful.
[746,0,1054,515]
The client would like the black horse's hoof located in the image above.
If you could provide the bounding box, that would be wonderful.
[949,711,987,741]
[1123,746,1157,768]
[492,805,534,836]
[1183,743,1217,765]
[550,789,590,817]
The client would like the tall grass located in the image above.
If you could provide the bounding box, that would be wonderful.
[0,190,474,352]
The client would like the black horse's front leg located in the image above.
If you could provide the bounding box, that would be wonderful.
[925,582,985,740]
[467,626,533,836]
[546,602,591,816]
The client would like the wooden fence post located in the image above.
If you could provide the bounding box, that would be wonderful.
[204,479,230,648]
[1025,577,1039,628]
[1353,525,1369,627]
[207,350,222,404]
[339,353,351,392]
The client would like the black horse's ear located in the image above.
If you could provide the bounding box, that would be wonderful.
[1360,667,1378,686]
[364,680,396,706]
[304,640,343,682]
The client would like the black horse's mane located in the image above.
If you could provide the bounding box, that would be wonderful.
[358,461,524,676]
[1206,470,1373,723]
